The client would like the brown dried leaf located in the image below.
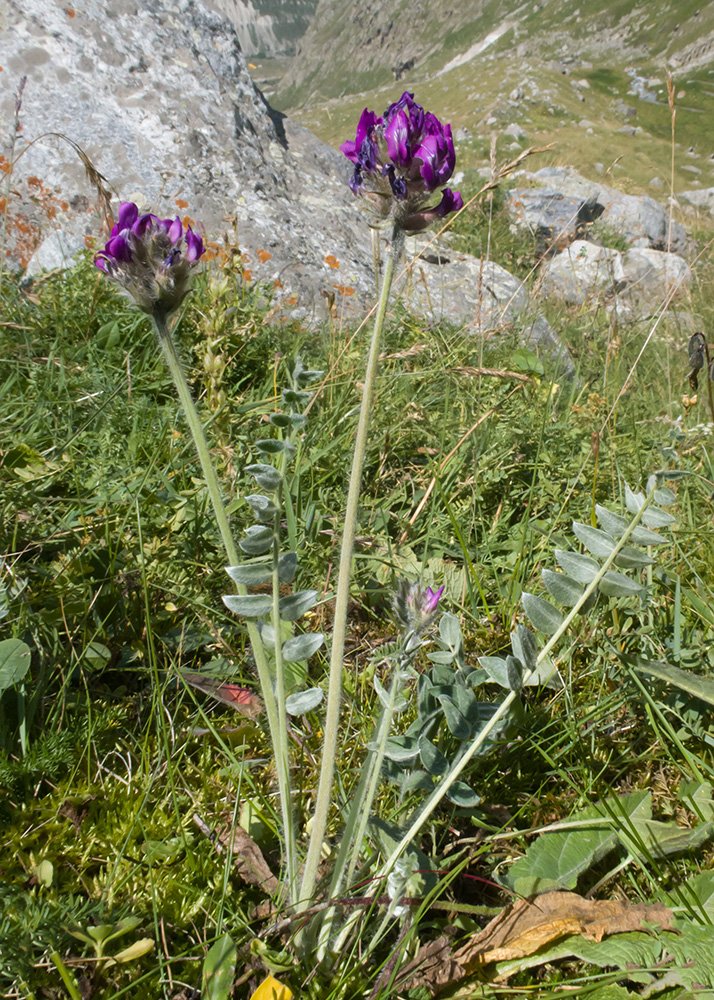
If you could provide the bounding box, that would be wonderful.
[402,891,673,995]
[218,826,279,894]
[456,891,674,968]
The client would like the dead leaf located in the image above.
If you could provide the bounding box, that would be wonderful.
[455,891,673,966]
[402,891,673,995]
[218,826,279,894]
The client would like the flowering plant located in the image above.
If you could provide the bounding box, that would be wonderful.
[341,91,463,231]
[95,201,204,316]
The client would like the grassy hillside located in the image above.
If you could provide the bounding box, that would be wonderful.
[261,0,714,202]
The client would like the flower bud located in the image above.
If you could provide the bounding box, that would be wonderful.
[95,202,205,317]
[341,92,463,232]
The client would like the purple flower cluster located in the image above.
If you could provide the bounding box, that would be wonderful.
[95,202,205,316]
[341,92,463,232]
[393,579,445,637]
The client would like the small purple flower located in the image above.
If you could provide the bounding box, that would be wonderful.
[94,202,205,316]
[341,92,463,232]
[393,579,445,636]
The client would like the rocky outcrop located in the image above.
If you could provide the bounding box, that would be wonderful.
[212,0,317,57]
[508,188,604,254]
[518,167,688,254]
[2,0,570,369]
[541,240,692,318]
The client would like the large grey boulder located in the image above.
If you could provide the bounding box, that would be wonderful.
[541,241,625,305]
[541,240,691,318]
[520,167,688,253]
[0,0,571,368]
[507,188,603,252]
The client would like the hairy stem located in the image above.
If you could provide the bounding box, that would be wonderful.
[153,312,291,890]
[299,225,405,909]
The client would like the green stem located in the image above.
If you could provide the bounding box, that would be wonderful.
[376,489,659,881]
[152,312,290,891]
[298,224,405,908]
[271,448,298,903]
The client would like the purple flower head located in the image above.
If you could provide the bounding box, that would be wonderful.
[393,579,445,637]
[341,92,462,232]
[94,201,206,317]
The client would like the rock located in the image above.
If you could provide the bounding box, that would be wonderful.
[507,189,604,253]
[519,314,575,374]
[526,167,688,252]
[541,241,624,305]
[618,248,691,315]
[617,125,638,135]
[650,177,664,188]
[578,119,598,129]
[1,0,570,348]
[682,165,703,174]
[679,188,714,211]
[614,100,637,118]
[504,123,527,140]
[23,230,86,280]
[541,241,691,319]
[510,86,525,101]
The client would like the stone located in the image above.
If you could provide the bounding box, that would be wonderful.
[542,241,691,319]
[504,123,527,140]
[541,241,625,305]
[0,0,573,356]
[23,230,86,280]
[526,167,688,252]
[679,188,714,211]
[507,189,604,253]
[650,177,664,188]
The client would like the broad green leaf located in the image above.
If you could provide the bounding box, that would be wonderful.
[627,655,714,707]
[202,934,237,1000]
[112,938,154,964]
[278,552,297,583]
[278,589,318,621]
[542,569,584,606]
[478,656,510,688]
[680,780,714,823]
[282,633,324,662]
[595,505,629,536]
[665,870,714,922]
[663,923,714,992]
[381,736,420,762]
[285,687,323,715]
[245,494,278,522]
[239,526,273,555]
[427,650,457,665]
[0,638,32,693]
[245,463,282,491]
[641,506,675,529]
[491,930,663,982]
[446,781,481,808]
[84,641,112,670]
[521,592,564,635]
[628,524,669,546]
[625,483,645,513]
[401,770,435,793]
[613,545,654,570]
[653,485,676,505]
[554,549,600,584]
[439,612,462,648]
[418,736,449,776]
[510,624,537,672]
[505,803,618,895]
[598,570,644,598]
[572,521,616,559]
[621,817,714,861]
[268,413,292,428]
[282,388,312,406]
[255,439,293,455]
[33,860,53,887]
[506,655,524,692]
[225,563,271,586]
[222,594,272,617]
[437,694,472,739]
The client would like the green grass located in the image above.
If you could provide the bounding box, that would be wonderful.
[2,230,714,998]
